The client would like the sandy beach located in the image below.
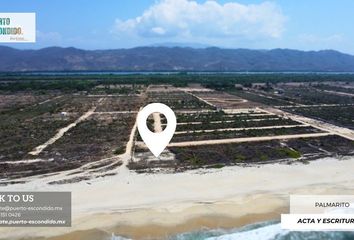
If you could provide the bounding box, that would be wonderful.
[1,156,354,239]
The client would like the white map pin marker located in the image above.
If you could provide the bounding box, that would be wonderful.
[137,103,177,157]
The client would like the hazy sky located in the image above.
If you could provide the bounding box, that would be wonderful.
[2,0,354,54]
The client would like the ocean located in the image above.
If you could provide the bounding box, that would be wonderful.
[111,220,354,240]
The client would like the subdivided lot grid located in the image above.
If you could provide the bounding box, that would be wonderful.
[130,85,354,172]
[1,83,354,183]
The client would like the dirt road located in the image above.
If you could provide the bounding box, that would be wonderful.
[28,98,104,156]
[167,132,332,147]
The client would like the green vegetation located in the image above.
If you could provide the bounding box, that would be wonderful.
[114,146,126,155]
[189,154,202,166]
[172,136,354,168]
[0,80,96,92]
[2,73,354,176]
[287,106,354,130]
[259,154,269,161]
[172,127,321,142]
[233,86,354,106]
[39,114,135,169]
[234,154,246,162]
[95,95,145,112]
[175,118,299,132]
[0,96,86,161]
[230,90,294,106]
[2,73,354,93]
[314,84,354,94]
[148,91,215,110]
[206,164,225,169]
[276,148,301,159]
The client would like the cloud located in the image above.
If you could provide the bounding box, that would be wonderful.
[112,0,286,40]
[298,34,344,44]
[36,30,62,45]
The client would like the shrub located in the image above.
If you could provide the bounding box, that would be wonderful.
[234,154,246,162]
[277,148,301,159]
[113,146,125,155]
[259,154,269,161]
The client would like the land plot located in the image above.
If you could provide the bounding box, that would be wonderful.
[313,84,354,94]
[193,91,258,108]
[0,114,77,162]
[39,113,135,163]
[230,90,295,106]
[171,126,323,142]
[159,109,296,131]
[262,86,354,106]
[279,86,354,105]
[91,84,146,95]
[55,95,101,113]
[0,95,95,161]
[177,111,277,121]
[174,117,301,132]
[286,105,354,129]
[0,93,56,113]
[95,95,145,112]
[130,135,354,171]
[170,135,354,167]
[283,135,354,156]
[0,113,138,179]
[162,111,274,124]
[147,91,215,110]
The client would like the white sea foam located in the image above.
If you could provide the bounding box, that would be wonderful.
[206,223,287,240]
[111,233,131,240]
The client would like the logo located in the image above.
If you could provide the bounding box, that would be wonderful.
[0,13,35,42]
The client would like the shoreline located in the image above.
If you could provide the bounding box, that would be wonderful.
[51,207,286,240]
[1,157,354,239]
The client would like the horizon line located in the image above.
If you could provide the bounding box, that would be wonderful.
[0,45,352,56]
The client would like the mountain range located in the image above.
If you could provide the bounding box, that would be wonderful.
[1,46,354,72]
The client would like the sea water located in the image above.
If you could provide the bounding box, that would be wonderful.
[111,220,354,240]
